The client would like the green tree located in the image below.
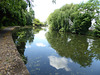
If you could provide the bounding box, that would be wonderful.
[72,0,100,34]
[93,0,100,37]
[0,0,27,26]
[72,12,91,34]
[48,4,77,32]
[94,20,100,37]
[26,7,34,25]
[33,18,44,26]
[47,0,100,35]
[0,0,34,28]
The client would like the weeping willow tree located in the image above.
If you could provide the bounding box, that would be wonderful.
[48,4,77,32]
[47,0,100,34]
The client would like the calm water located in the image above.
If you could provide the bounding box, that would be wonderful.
[13,27,100,75]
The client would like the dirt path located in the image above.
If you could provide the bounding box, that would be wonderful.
[0,27,30,75]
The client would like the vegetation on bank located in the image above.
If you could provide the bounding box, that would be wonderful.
[0,0,34,28]
[47,0,100,37]
[0,0,51,30]
[33,18,47,27]
[33,18,45,27]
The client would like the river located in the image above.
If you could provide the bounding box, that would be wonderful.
[12,27,100,75]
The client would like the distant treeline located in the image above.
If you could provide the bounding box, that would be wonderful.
[47,0,100,37]
[0,0,34,28]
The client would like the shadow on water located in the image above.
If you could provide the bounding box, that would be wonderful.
[12,27,42,64]
[46,30,100,68]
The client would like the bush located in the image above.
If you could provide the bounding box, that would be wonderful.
[33,18,44,26]
[72,13,91,34]
[94,21,100,37]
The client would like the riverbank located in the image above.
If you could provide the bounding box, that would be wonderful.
[0,27,30,75]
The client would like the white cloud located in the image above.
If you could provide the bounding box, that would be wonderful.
[36,43,46,47]
[33,0,88,22]
[48,56,72,71]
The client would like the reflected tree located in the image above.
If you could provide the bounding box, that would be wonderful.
[33,27,43,34]
[12,27,34,64]
[46,30,99,67]
[91,38,100,60]
[12,27,43,64]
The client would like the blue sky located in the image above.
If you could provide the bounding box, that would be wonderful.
[33,0,89,22]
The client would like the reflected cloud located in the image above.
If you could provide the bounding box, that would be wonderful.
[68,38,71,42]
[87,38,94,51]
[48,56,72,71]
[25,45,31,48]
[36,43,46,47]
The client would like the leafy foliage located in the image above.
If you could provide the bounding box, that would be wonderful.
[94,20,100,37]
[26,8,34,25]
[0,0,34,28]
[47,0,100,34]
[48,4,76,32]
[72,12,91,34]
[33,18,44,26]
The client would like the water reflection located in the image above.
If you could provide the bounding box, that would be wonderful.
[36,43,46,47]
[25,45,32,48]
[12,27,42,64]
[91,38,100,60]
[46,30,100,67]
[48,56,71,71]
[13,27,100,75]
[87,38,94,51]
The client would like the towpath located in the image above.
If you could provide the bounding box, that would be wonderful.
[0,27,29,75]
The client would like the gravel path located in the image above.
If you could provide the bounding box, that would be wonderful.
[0,27,30,75]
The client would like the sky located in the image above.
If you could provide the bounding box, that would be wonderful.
[33,0,89,22]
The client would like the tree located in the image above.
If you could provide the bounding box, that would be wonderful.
[0,0,34,28]
[47,0,100,35]
[47,4,77,32]
[26,7,34,25]
[94,20,100,37]
[33,18,44,26]
[72,12,91,34]
[0,0,26,27]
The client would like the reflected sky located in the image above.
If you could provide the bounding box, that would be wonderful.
[35,30,46,40]
[13,27,100,75]
[25,45,32,48]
